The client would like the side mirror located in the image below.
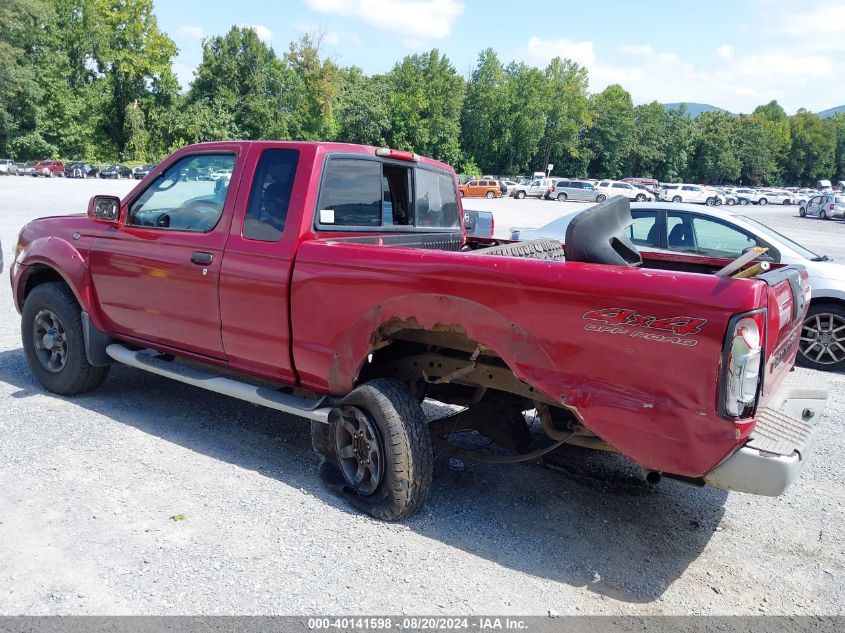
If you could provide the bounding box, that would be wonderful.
[88,195,121,223]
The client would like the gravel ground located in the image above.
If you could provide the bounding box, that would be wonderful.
[0,176,843,615]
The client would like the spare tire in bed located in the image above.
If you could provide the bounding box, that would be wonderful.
[469,239,566,261]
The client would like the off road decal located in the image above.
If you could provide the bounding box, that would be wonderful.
[583,308,706,347]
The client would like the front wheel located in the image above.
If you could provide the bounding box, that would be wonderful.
[821,209,828,220]
[312,378,433,521]
[21,282,110,395]
[797,303,845,372]
[596,194,607,203]
[727,198,736,206]
[799,206,807,217]
[459,190,464,198]
[758,198,768,205]
[486,191,495,199]
[739,198,749,205]
[705,197,716,206]
[516,190,526,199]
[672,195,682,203]
[782,200,790,205]
[635,194,646,202]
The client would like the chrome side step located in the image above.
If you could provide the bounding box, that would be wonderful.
[105,344,332,424]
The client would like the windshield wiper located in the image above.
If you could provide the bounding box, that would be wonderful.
[811,255,830,262]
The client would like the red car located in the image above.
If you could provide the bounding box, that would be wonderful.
[10,141,825,520]
[32,159,65,177]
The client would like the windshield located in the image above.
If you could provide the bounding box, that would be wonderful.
[739,215,820,259]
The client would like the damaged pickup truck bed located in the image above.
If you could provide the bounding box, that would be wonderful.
[10,141,827,520]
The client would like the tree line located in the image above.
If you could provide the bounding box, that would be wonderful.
[2,0,845,186]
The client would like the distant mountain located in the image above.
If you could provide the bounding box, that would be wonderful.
[663,102,733,117]
[818,105,845,118]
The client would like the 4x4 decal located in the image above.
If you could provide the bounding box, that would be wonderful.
[583,308,707,343]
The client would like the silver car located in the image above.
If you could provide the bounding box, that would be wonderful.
[512,201,845,372]
[547,179,607,203]
[800,194,845,219]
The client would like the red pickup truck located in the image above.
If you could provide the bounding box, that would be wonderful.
[10,141,826,520]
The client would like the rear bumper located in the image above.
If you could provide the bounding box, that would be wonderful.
[704,370,828,496]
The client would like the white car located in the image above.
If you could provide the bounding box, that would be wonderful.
[757,190,793,205]
[731,188,764,205]
[659,183,721,205]
[509,178,554,199]
[595,180,653,202]
[511,201,845,372]
[0,159,14,174]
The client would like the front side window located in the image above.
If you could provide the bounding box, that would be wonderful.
[690,216,756,257]
[128,154,235,231]
[243,148,300,242]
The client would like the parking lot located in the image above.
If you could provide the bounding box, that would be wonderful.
[0,176,843,615]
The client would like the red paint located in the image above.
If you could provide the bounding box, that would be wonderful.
[10,141,807,480]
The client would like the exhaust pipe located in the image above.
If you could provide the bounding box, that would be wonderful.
[641,469,662,485]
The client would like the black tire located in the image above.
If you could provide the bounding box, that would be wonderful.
[821,209,828,220]
[727,199,736,206]
[705,197,716,206]
[758,198,768,205]
[796,303,845,372]
[799,206,806,217]
[635,194,646,202]
[470,238,565,261]
[21,282,110,396]
[596,194,607,203]
[557,192,567,201]
[311,378,432,521]
[516,190,526,199]
[782,200,789,205]
[672,195,682,203]
[739,198,749,205]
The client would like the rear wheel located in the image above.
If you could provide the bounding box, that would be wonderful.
[705,197,716,206]
[459,190,464,198]
[821,209,828,220]
[635,194,646,202]
[672,195,682,203]
[727,198,736,206]
[516,190,526,199]
[596,194,607,203]
[797,303,845,372]
[799,206,807,217]
[311,378,432,521]
[557,193,567,201]
[21,282,110,395]
[739,198,749,205]
[782,200,790,205]
[486,191,495,199]
[758,198,768,205]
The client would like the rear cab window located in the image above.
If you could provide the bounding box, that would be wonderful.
[316,156,459,232]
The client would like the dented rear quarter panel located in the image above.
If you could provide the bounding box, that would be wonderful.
[290,241,774,478]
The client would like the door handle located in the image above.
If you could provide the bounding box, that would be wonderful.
[191,251,213,265]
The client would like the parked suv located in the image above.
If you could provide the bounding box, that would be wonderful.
[661,183,720,206]
[548,179,607,203]
[32,160,65,177]
[509,178,554,199]
[596,180,653,202]
[800,194,845,219]
[64,162,100,179]
[458,179,502,199]
[0,158,14,174]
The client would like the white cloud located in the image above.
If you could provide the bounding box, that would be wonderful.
[770,2,845,37]
[172,61,196,90]
[304,0,464,45]
[715,44,734,59]
[177,26,205,42]
[240,24,273,42]
[525,37,595,66]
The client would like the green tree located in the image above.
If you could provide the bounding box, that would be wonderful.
[497,62,546,175]
[786,109,835,185]
[690,111,740,184]
[584,84,635,179]
[659,105,697,182]
[281,34,338,140]
[461,48,506,173]
[538,57,591,176]
[335,67,389,146]
[626,101,667,178]
[384,49,464,165]
[827,113,845,183]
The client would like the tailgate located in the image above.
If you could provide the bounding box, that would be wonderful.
[757,265,810,404]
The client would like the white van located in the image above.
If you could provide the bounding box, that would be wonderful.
[817,179,833,191]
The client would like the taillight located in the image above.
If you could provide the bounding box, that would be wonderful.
[830,204,835,211]
[722,310,766,418]
[490,214,495,237]
[375,147,419,162]
[551,185,556,192]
